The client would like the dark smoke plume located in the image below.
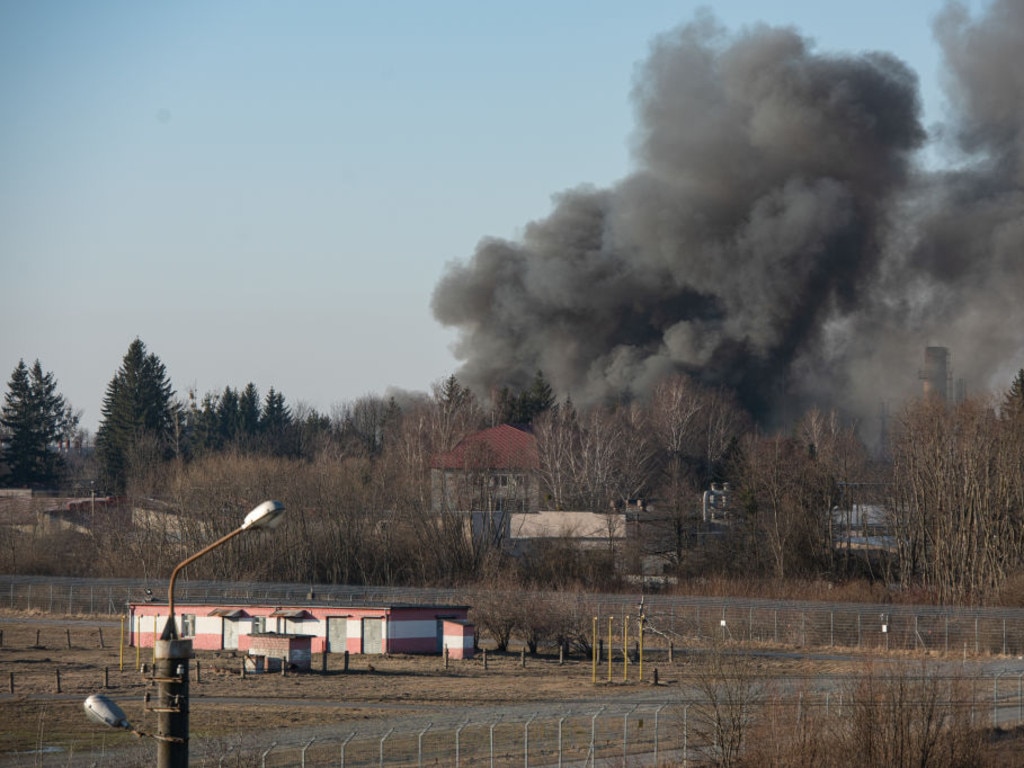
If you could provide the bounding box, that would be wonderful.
[432,2,1024,429]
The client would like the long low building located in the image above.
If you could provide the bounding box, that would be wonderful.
[129,601,475,659]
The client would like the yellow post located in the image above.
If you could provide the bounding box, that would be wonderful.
[623,615,629,682]
[119,614,125,672]
[135,615,141,669]
[591,616,598,684]
[607,616,613,682]
[638,615,644,682]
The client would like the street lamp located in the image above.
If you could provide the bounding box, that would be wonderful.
[86,500,286,768]
[164,500,287,638]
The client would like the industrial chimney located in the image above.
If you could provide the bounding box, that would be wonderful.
[920,346,950,403]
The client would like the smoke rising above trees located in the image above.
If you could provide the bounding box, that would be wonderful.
[432,2,1024,429]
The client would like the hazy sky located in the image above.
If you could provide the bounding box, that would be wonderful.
[0,1,988,433]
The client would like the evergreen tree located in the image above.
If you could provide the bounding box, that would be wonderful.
[521,369,555,420]
[217,386,240,445]
[95,338,176,492]
[496,370,556,425]
[260,387,293,455]
[1002,369,1024,422]
[238,383,261,439]
[189,391,222,454]
[1,360,78,487]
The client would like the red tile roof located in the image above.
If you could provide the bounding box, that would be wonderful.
[432,424,539,470]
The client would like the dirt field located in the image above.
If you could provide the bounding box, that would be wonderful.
[0,613,688,759]
[3,612,1024,766]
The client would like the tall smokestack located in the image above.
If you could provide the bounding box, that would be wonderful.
[920,346,951,403]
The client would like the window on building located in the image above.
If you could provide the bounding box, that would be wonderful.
[252,616,267,633]
[181,614,196,638]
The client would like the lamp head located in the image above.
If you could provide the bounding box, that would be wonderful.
[84,693,132,730]
[241,500,286,530]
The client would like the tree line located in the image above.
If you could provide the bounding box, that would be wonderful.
[2,339,1024,606]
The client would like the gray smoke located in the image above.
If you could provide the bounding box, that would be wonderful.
[432,2,1024,429]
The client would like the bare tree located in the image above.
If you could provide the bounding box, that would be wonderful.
[888,397,1024,603]
[684,636,767,768]
[836,661,981,768]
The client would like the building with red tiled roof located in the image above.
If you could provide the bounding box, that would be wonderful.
[430,425,540,516]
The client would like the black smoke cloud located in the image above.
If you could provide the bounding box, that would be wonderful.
[432,2,1024,429]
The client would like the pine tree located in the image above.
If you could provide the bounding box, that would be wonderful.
[217,386,240,445]
[1002,369,1024,422]
[1,360,77,487]
[96,339,176,492]
[238,383,261,439]
[497,370,556,425]
[260,387,293,455]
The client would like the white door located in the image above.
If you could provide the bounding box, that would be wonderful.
[223,619,239,650]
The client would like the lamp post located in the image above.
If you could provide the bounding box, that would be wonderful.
[156,500,286,768]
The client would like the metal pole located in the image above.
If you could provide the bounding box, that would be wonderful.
[638,615,644,682]
[490,718,500,768]
[588,707,604,767]
[683,704,690,768]
[524,713,537,768]
[260,742,276,768]
[456,721,466,768]
[301,737,315,768]
[623,704,636,763]
[654,704,665,764]
[607,617,613,682]
[557,715,567,768]
[623,616,629,682]
[418,722,431,768]
[379,727,394,767]
[340,731,356,768]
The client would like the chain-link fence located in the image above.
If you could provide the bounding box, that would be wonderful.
[4,575,1024,657]
[6,684,1021,767]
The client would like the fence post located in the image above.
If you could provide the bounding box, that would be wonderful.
[490,718,501,768]
[683,704,690,768]
[301,737,316,768]
[418,722,432,768]
[524,713,538,768]
[456,720,466,767]
[557,715,567,768]
[260,741,276,768]
[340,731,356,768]
[623,704,637,763]
[654,703,666,765]
[379,727,394,768]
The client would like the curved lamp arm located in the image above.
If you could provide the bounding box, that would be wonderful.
[162,500,285,640]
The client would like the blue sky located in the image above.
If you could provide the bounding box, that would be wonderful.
[0,1,988,433]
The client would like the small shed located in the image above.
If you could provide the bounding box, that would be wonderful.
[442,618,475,659]
[241,632,313,672]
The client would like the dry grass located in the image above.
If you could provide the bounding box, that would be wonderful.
[3,612,1024,766]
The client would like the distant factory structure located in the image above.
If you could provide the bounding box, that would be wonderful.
[919,346,966,405]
